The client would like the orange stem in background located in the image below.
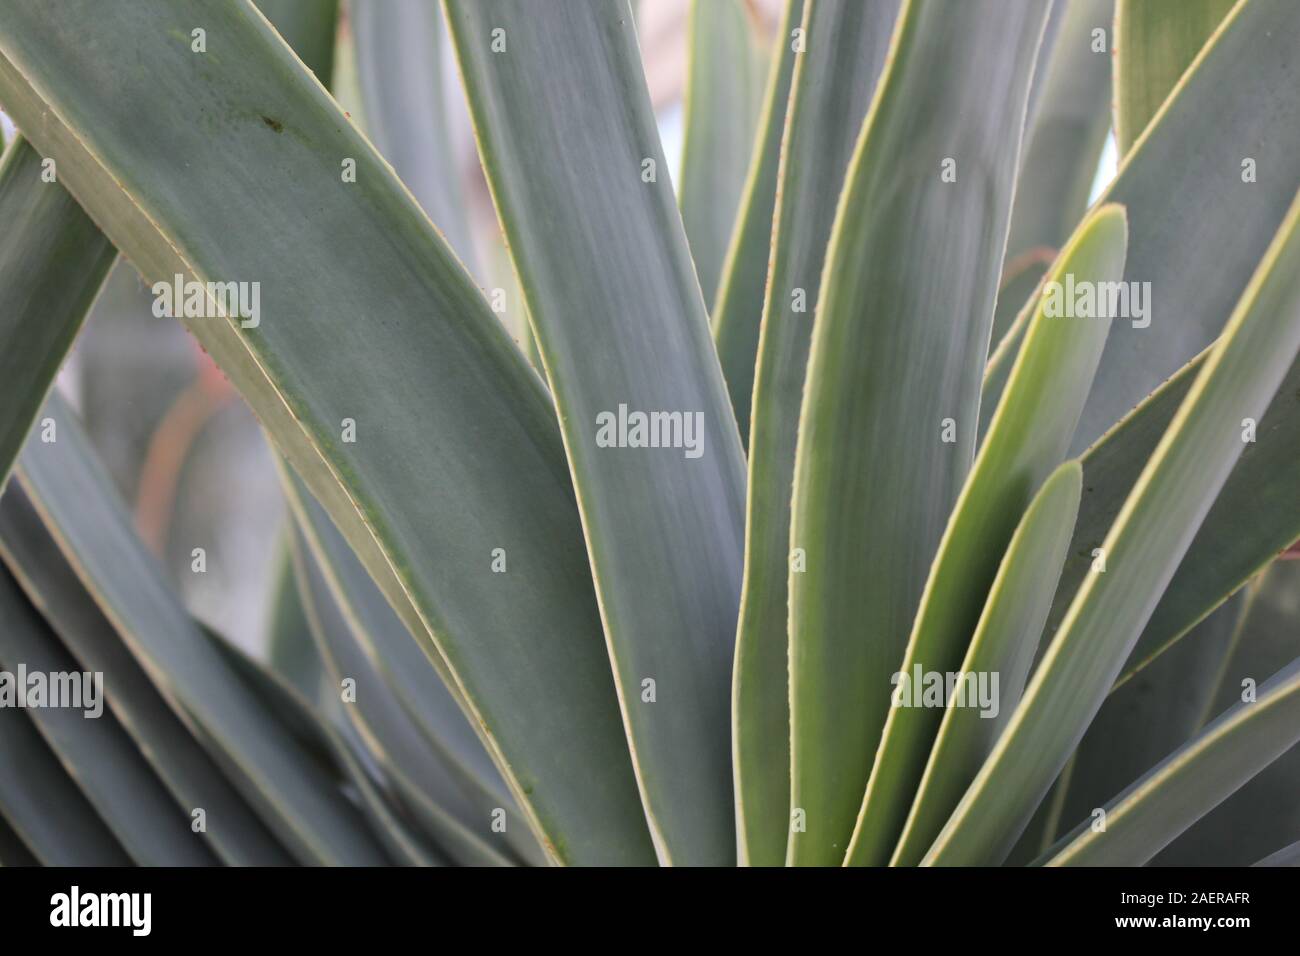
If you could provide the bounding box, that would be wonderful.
[133,344,233,556]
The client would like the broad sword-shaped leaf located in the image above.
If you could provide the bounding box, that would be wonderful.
[926,184,1300,865]
[787,0,1050,866]
[0,0,652,865]
[732,0,901,867]
[446,0,747,864]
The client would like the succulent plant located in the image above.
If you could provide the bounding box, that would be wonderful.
[0,0,1297,869]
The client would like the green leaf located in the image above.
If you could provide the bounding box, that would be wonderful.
[1042,654,1300,866]
[285,518,517,867]
[1047,346,1300,688]
[0,565,217,865]
[890,462,1081,866]
[1047,586,1248,849]
[1004,0,1113,269]
[679,0,762,308]
[14,393,389,865]
[1071,0,1300,455]
[0,483,292,865]
[0,812,38,866]
[1254,840,1300,867]
[350,0,476,267]
[202,619,449,867]
[925,183,1300,866]
[1113,0,1235,155]
[0,0,651,865]
[255,0,338,85]
[0,137,114,491]
[985,256,1048,378]
[445,0,746,864]
[0,703,129,866]
[846,204,1126,865]
[264,529,325,706]
[731,0,900,868]
[1153,560,1300,865]
[711,0,803,444]
[787,0,1051,866]
[280,465,544,865]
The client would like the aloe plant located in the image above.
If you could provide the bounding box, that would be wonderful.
[0,0,1297,868]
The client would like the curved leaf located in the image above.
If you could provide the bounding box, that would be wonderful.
[0,703,129,866]
[1048,586,1248,850]
[0,566,217,865]
[16,394,389,865]
[847,204,1126,865]
[0,484,291,865]
[1043,654,1300,866]
[1154,560,1300,865]
[203,620,449,866]
[891,460,1081,866]
[1048,346,1300,688]
[925,183,1300,865]
[285,519,516,867]
[0,0,651,865]
[1071,0,1300,454]
[280,466,544,865]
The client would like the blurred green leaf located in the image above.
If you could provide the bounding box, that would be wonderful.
[1003,0,1113,273]
[1049,587,1248,849]
[202,618,449,867]
[280,466,544,865]
[255,0,338,85]
[285,518,516,867]
[264,529,325,706]
[0,566,216,865]
[0,483,291,865]
[0,703,129,866]
[1047,347,1300,688]
[0,811,37,866]
[1254,840,1300,867]
[350,0,476,267]
[15,393,389,864]
[1113,0,1234,154]
[679,0,762,308]
[1154,560,1300,865]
